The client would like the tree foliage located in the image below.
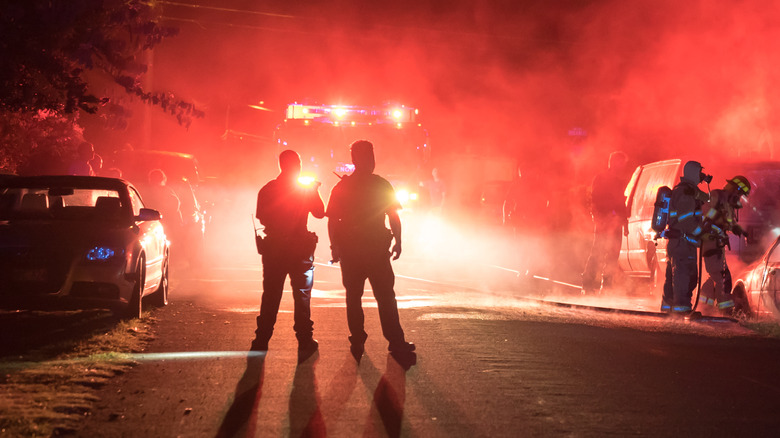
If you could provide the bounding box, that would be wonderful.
[0,0,203,173]
[0,111,83,175]
[0,0,202,122]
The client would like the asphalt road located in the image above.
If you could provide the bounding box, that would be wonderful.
[71,251,780,438]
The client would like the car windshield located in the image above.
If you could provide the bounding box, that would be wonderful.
[0,187,124,221]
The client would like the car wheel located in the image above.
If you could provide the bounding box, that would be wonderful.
[151,252,169,307]
[732,285,752,318]
[124,257,145,319]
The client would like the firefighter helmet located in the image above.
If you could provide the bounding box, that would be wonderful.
[727,175,751,196]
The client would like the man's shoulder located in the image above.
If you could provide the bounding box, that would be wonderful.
[367,174,394,190]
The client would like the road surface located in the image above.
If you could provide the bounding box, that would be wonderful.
[73,249,780,438]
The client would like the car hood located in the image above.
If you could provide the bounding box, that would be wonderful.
[0,220,132,256]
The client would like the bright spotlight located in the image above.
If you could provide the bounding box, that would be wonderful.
[396,189,410,204]
[298,175,317,186]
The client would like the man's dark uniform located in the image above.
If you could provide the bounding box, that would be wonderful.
[326,144,413,354]
[662,161,708,314]
[581,153,628,293]
[254,167,324,350]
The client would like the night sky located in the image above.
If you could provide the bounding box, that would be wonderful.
[80,0,780,183]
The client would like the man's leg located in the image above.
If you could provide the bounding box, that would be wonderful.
[581,221,602,292]
[701,252,721,310]
[340,256,368,348]
[367,256,412,352]
[601,220,624,289]
[709,250,735,312]
[672,243,698,312]
[290,255,315,344]
[254,254,287,349]
[661,241,676,312]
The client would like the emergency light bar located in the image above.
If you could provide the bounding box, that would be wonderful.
[285,103,418,125]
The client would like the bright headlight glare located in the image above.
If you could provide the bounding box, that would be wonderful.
[86,246,120,261]
[396,189,410,204]
[298,175,316,186]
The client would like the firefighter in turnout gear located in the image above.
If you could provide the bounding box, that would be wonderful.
[699,175,751,315]
[661,161,711,315]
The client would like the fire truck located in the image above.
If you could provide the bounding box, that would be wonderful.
[273,102,431,206]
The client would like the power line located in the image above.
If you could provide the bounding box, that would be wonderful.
[158,1,294,19]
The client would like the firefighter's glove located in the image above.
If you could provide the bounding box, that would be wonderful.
[732,224,745,237]
[391,242,402,260]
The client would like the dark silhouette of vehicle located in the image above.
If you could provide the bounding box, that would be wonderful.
[0,176,169,318]
[112,149,208,267]
[731,234,780,319]
[619,159,684,288]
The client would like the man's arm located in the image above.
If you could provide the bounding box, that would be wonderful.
[327,217,340,263]
[325,187,340,262]
[310,187,325,219]
[388,209,402,260]
[255,189,264,222]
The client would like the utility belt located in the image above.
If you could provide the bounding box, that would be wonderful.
[256,231,318,256]
[665,228,700,247]
[336,227,393,254]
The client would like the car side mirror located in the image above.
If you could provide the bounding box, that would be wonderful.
[136,208,162,221]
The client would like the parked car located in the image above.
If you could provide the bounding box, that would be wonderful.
[0,176,169,318]
[718,161,780,263]
[731,235,780,319]
[619,159,684,287]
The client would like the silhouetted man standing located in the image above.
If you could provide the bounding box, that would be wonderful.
[581,151,629,294]
[327,140,415,359]
[252,150,324,359]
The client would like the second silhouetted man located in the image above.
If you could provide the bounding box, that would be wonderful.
[326,140,415,358]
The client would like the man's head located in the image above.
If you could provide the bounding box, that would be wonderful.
[682,160,709,185]
[90,153,103,171]
[608,151,628,171]
[148,168,167,186]
[725,175,751,198]
[278,149,302,176]
[350,140,375,173]
[77,142,95,161]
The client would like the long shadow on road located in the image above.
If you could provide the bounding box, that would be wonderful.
[215,353,266,438]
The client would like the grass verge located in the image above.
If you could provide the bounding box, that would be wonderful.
[0,313,155,437]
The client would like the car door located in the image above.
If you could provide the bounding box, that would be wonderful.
[129,186,164,293]
[757,237,780,317]
[623,160,682,276]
